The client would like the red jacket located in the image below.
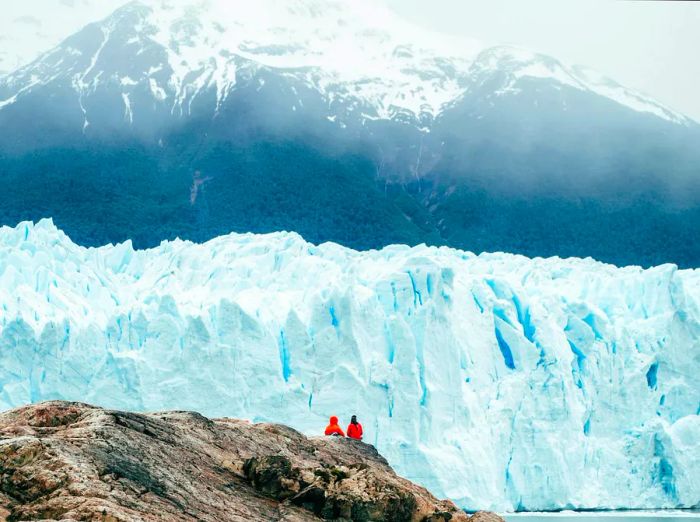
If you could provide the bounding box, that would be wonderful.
[325,416,345,437]
[347,422,363,440]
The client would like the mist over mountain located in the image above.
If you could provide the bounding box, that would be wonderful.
[1,0,698,267]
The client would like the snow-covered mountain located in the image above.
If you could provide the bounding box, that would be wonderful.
[1,219,698,511]
[0,0,698,268]
[462,46,692,125]
[0,0,693,128]
[0,0,474,128]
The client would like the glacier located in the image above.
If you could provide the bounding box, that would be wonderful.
[0,219,698,512]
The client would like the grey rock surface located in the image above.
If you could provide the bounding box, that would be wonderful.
[0,402,502,521]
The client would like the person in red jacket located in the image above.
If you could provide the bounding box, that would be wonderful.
[324,415,345,437]
[347,415,363,440]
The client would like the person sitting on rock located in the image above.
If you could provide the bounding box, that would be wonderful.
[324,415,345,437]
[347,415,363,440]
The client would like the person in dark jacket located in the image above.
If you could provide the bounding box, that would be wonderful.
[347,415,363,440]
[325,415,345,437]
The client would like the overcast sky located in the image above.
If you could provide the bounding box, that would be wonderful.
[1,0,698,121]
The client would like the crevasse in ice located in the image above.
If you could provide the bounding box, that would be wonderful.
[0,219,698,511]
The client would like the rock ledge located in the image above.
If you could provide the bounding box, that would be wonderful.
[0,402,502,521]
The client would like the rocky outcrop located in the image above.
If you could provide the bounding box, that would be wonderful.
[0,402,502,521]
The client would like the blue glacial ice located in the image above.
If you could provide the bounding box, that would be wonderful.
[0,219,698,511]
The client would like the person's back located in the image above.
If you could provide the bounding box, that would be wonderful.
[347,415,363,440]
[324,415,345,437]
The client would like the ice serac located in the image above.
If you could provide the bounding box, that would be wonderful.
[0,219,698,512]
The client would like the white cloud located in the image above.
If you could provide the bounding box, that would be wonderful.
[13,15,42,27]
[0,0,129,74]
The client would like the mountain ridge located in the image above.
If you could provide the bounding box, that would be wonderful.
[0,0,694,129]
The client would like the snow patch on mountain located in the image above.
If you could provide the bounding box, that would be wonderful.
[571,64,690,125]
[1,219,698,512]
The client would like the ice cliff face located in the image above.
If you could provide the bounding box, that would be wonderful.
[0,219,698,511]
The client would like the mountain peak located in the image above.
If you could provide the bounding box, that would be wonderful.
[0,0,481,122]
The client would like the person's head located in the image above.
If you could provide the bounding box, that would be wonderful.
[330,415,338,425]
[351,415,358,424]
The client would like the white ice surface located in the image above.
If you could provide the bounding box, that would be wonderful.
[0,219,698,512]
